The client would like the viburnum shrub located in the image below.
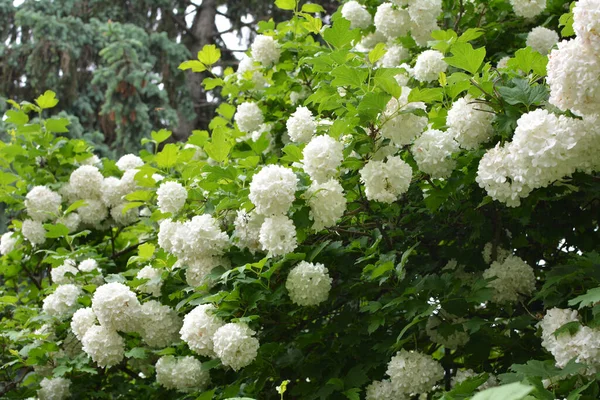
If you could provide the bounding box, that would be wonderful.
[1,0,600,399]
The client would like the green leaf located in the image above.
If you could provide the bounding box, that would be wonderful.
[369,43,387,64]
[496,79,548,107]
[374,70,402,98]
[151,129,172,144]
[155,144,179,168]
[204,129,231,163]
[275,0,295,10]
[408,87,444,103]
[569,287,600,308]
[458,28,485,42]
[471,382,534,400]
[121,202,143,214]
[323,18,360,48]
[35,90,59,109]
[281,144,304,163]
[124,347,146,359]
[331,65,369,88]
[343,388,361,400]
[198,44,221,66]
[510,360,562,379]
[5,110,29,125]
[357,92,391,123]
[445,42,486,75]
[507,47,548,76]
[188,130,210,147]
[44,224,68,239]
[64,199,87,215]
[302,14,323,34]
[45,118,70,133]
[196,389,217,400]
[558,2,576,38]
[301,3,324,13]
[138,243,155,260]
[179,60,207,72]
[203,77,225,90]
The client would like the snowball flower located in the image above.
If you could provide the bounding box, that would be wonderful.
[374,3,410,39]
[483,255,536,304]
[286,261,333,306]
[482,242,511,264]
[380,88,428,146]
[360,156,413,203]
[51,259,78,285]
[22,219,46,246]
[91,282,142,333]
[526,27,559,54]
[110,202,138,227]
[170,215,230,262]
[78,258,99,273]
[426,314,469,349]
[250,35,280,66]
[101,177,125,207]
[306,179,347,231]
[140,300,182,348]
[249,165,298,216]
[234,210,265,253]
[573,0,600,51]
[539,307,580,359]
[57,212,80,233]
[213,322,260,371]
[157,218,181,253]
[25,186,62,222]
[78,199,108,225]
[157,181,187,214]
[71,307,97,341]
[413,50,447,83]
[386,349,444,395]
[235,102,264,134]
[259,215,298,257]
[186,256,229,288]
[155,356,210,392]
[0,232,17,255]
[365,380,403,400]
[341,1,372,29]
[42,284,81,319]
[69,165,104,200]
[115,154,144,171]
[37,377,70,400]
[81,325,125,368]
[447,95,495,150]
[547,38,600,116]
[180,304,224,357]
[136,266,163,297]
[287,106,317,143]
[452,369,498,390]
[411,129,459,179]
[302,135,344,183]
[497,56,510,69]
[379,44,410,68]
[510,0,546,18]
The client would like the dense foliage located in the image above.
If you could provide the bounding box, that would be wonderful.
[1,0,600,399]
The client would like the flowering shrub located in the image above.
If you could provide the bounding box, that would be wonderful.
[1,0,600,399]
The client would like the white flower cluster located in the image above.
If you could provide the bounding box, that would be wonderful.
[302,135,344,183]
[51,259,78,284]
[140,300,182,347]
[235,102,264,134]
[250,35,280,66]
[573,0,600,52]
[374,3,409,40]
[37,377,71,400]
[0,231,17,255]
[42,284,81,319]
[259,215,298,257]
[22,219,46,246]
[482,255,536,304]
[379,44,409,68]
[156,181,187,215]
[116,154,143,171]
[213,322,260,371]
[306,179,347,231]
[381,88,428,146]
[180,304,224,357]
[80,324,125,368]
[237,57,267,90]
[526,27,559,54]
[539,308,600,373]
[447,95,495,150]
[413,50,447,83]
[482,242,511,264]
[78,258,99,273]
[510,0,546,18]
[386,349,444,395]
[155,355,210,392]
[287,106,317,143]
[375,1,441,45]
[186,256,229,288]
[411,129,459,179]
[365,379,405,400]
[233,210,264,253]
[360,156,413,203]
[92,282,142,333]
[69,165,104,200]
[341,1,372,29]
[136,265,163,297]
[426,314,470,349]
[71,307,97,341]
[452,369,498,390]
[285,261,332,306]
[25,186,62,222]
[249,165,298,216]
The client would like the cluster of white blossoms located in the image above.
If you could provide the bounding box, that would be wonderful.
[374,3,409,40]
[180,304,224,357]
[42,284,81,320]
[213,322,260,371]
[302,135,344,183]
[234,102,264,134]
[0,231,17,255]
[236,56,267,90]
[380,88,428,146]
[186,256,229,288]
[305,179,347,231]
[259,215,298,257]
[249,165,298,216]
[360,156,413,203]
[379,44,410,68]
[341,1,372,29]
[155,355,210,392]
[250,35,280,66]
[510,0,546,18]
[78,258,99,273]
[526,26,559,54]
[385,350,444,395]
[539,308,600,373]
[80,324,125,368]
[22,219,47,246]
[447,95,495,150]
[233,210,264,253]
[140,300,182,347]
[51,259,78,284]
[413,50,447,83]
[426,314,470,349]
[25,186,62,222]
[365,379,405,400]
[287,106,317,143]
[374,1,441,45]
[156,181,187,215]
[285,261,332,306]
[411,129,459,179]
[451,369,498,390]
[37,377,71,400]
[573,0,600,51]
[136,265,163,297]
[71,307,97,341]
[482,255,536,304]
[92,282,142,333]
[481,242,511,264]
[115,154,144,171]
